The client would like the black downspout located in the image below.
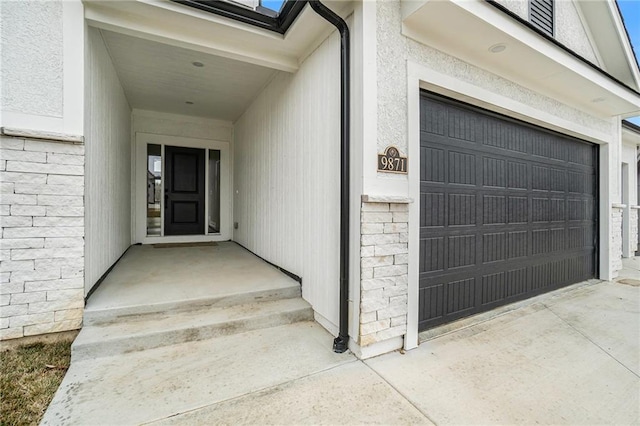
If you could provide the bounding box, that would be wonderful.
[308,0,350,354]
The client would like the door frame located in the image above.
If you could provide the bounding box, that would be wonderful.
[134,132,231,244]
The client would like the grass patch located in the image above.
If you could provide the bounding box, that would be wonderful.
[1,340,72,426]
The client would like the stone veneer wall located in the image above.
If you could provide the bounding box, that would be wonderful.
[631,208,639,256]
[1,135,84,340]
[611,206,623,274]
[359,201,409,346]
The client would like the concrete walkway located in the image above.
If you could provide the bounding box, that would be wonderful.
[43,262,640,425]
[86,243,298,311]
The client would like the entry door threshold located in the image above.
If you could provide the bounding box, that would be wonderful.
[152,242,218,248]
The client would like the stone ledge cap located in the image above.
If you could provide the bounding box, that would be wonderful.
[612,203,628,209]
[631,205,640,210]
[1,127,84,144]
[362,195,413,204]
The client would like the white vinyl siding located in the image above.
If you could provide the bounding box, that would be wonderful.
[84,28,132,295]
[233,30,341,328]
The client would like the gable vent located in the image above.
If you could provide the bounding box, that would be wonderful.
[529,0,554,37]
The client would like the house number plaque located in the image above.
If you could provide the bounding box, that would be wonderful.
[378,146,408,174]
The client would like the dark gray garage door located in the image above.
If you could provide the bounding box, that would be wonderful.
[419,92,598,331]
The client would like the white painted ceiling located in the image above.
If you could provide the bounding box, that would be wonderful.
[100,29,277,121]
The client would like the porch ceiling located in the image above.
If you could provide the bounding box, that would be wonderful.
[100,29,277,121]
[85,0,353,121]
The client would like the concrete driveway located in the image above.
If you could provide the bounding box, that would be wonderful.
[43,262,640,425]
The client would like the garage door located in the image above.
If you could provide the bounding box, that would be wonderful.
[419,92,598,331]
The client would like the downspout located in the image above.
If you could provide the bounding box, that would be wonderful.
[307,0,350,353]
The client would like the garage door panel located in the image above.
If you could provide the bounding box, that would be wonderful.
[448,151,477,185]
[421,146,446,182]
[423,132,595,175]
[508,196,528,223]
[482,232,507,263]
[420,237,445,272]
[419,249,594,284]
[447,234,477,268]
[420,250,595,327]
[420,192,446,227]
[419,93,597,331]
[449,193,477,226]
[483,118,531,154]
[481,268,530,305]
[483,157,507,187]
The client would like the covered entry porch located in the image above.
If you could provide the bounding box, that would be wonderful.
[75,242,312,361]
[83,0,351,341]
[85,242,301,315]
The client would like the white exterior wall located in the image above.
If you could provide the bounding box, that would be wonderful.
[233,31,341,331]
[0,0,85,340]
[0,0,84,136]
[611,207,623,272]
[359,201,409,347]
[84,28,132,295]
[1,1,63,117]
[622,127,640,258]
[0,137,85,340]
[365,0,622,351]
[493,0,600,66]
[132,110,233,142]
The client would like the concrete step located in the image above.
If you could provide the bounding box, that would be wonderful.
[72,298,313,362]
[83,283,302,326]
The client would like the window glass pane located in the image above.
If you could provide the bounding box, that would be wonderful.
[208,150,221,234]
[261,0,285,12]
[147,144,162,236]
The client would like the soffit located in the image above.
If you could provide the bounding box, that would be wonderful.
[100,29,276,121]
[85,0,352,121]
[401,0,640,119]
[84,0,353,72]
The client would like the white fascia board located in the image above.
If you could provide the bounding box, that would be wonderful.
[135,0,279,38]
[84,3,299,72]
[450,0,640,107]
[607,0,640,89]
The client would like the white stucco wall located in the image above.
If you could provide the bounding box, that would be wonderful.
[493,0,600,66]
[376,0,611,164]
[555,0,600,65]
[0,0,84,136]
[84,28,132,295]
[1,1,63,117]
[233,30,341,332]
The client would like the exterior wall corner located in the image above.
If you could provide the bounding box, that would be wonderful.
[0,135,85,341]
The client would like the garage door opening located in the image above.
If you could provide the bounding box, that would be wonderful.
[418,92,598,331]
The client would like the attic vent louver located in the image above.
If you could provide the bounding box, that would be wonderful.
[529,0,554,37]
